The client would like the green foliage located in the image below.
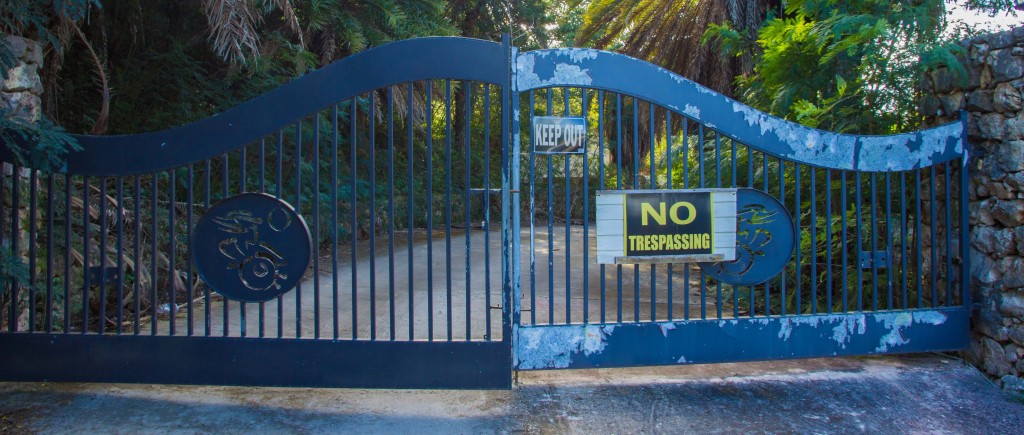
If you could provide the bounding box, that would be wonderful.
[705,0,968,134]
[0,108,81,171]
[0,0,100,49]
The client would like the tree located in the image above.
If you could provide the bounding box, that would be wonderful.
[571,0,778,177]
[574,0,779,96]
[705,0,966,134]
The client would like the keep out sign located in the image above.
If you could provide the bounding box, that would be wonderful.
[532,116,586,154]
[624,192,713,256]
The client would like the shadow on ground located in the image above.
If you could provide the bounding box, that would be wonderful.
[1,354,1021,434]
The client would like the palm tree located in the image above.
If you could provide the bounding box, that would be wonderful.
[573,0,778,173]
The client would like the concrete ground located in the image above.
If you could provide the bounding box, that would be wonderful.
[1,354,1021,434]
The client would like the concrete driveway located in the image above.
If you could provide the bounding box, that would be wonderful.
[2,354,1021,434]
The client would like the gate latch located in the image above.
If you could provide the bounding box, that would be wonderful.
[858,250,889,269]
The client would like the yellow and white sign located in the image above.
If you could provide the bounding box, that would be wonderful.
[596,189,737,264]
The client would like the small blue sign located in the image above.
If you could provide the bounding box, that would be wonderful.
[532,116,586,154]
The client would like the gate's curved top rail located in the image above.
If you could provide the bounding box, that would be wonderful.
[515,48,965,172]
[8,37,506,177]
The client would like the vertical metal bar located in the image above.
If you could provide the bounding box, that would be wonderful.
[959,153,970,309]
[649,102,656,322]
[731,139,738,319]
[46,174,55,333]
[565,88,572,325]
[945,161,953,307]
[426,82,434,340]
[332,105,340,339]
[633,98,640,323]
[314,113,322,339]
[168,171,178,336]
[202,157,212,333]
[714,132,722,319]
[886,172,894,310]
[665,110,673,321]
[546,90,554,325]
[855,172,863,312]
[483,84,492,337]
[257,138,265,336]
[204,159,213,336]
[10,169,21,332]
[930,166,938,307]
[388,87,396,341]
[841,171,848,313]
[222,154,230,336]
[762,153,770,316]
[810,167,816,315]
[259,139,266,193]
[778,159,785,316]
[794,165,801,315]
[921,166,929,309]
[529,89,536,326]
[616,94,623,323]
[464,82,472,339]
[132,176,140,334]
[598,91,606,324]
[369,92,377,341]
[289,121,301,338]
[683,120,690,320]
[502,32,516,345]
[870,173,878,312]
[185,169,193,336]
[900,172,908,309]
[582,88,589,324]
[303,112,315,339]
[826,170,832,314]
[28,171,37,332]
[407,83,416,340]
[350,99,359,339]
[79,175,90,333]
[65,175,73,333]
[445,80,453,340]
[1,170,8,331]
[699,127,707,320]
[149,175,157,335]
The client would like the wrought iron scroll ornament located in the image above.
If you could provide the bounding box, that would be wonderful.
[699,188,795,285]
[192,193,312,302]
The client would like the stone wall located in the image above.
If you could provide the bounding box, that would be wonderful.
[922,26,1024,393]
[1,35,43,122]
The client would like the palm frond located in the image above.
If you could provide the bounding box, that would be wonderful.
[204,0,261,64]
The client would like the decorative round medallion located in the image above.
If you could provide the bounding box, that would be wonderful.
[699,188,795,286]
[192,193,312,302]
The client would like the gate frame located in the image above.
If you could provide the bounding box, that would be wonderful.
[0,36,517,389]
[509,47,970,371]
[0,36,971,388]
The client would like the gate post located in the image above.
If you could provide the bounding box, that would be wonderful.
[500,34,518,374]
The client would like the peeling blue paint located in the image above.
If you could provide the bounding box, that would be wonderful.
[831,315,868,349]
[874,311,948,353]
[515,53,593,91]
[856,123,962,172]
[514,47,966,172]
[659,323,676,337]
[516,309,965,371]
[517,325,618,370]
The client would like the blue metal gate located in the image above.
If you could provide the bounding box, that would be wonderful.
[511,48,969,370]
[0,37,969,388]
[0,37,516,389]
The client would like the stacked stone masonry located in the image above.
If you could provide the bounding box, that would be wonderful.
[922,26,1024,392]
[2,35,43,123]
